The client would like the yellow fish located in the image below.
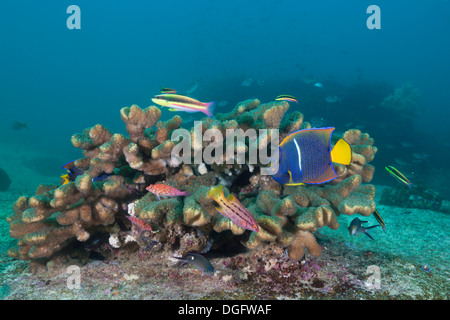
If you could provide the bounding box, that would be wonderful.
[152,93,215,118]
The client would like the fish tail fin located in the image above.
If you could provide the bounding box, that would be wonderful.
[60,174,70,185]
[364,231,375,240]
[204,102,216,118]
[182,191,191,197]
[331,139,352,165]
[366,225,381,230]
[208,185,224,202]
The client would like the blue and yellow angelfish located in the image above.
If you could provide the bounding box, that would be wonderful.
[269,127,351,185]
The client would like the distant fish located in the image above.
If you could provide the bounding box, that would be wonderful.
[400,142,413,148]
[146,183,190,200]
[394,158,408,166]
[151,93,215,118]
[61,160,111,185]
[160,87,177,94]
[268,127,352,185]
[241,78,254,87]
[412,152,430,160]
[372,208,386,230]
[174,253,214,274]
[185,79,200,94]
[385,165,412,188]
[208,185,259,232]
[11,121,29,131]
[275,95,299,104]
[348,217,380,240]
[325,95,342,103]
[301,75,317,84]
[314,82,323,88]
[127,215,153,232]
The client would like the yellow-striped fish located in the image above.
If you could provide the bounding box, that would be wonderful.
[152,93,215,118]
[275,94,299,104]
[385,165,412,188]
[373,208,386,230]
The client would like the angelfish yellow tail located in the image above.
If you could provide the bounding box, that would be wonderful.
[331,139,352,165]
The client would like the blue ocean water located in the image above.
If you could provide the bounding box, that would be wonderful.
[1,1,449,193]
[0,1,449,300]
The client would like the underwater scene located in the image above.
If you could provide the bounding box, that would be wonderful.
[0,1,449,304]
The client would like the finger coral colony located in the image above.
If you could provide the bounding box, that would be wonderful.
[6,98,377,265]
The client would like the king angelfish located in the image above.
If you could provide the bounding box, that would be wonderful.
[268,127,352,185]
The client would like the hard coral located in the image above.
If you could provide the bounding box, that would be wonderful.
[7,98,378,263]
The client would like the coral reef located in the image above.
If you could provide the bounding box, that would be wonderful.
[380,184,443,212]
[7,97,378,263]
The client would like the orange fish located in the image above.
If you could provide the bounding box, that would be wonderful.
[127,215,152,232]
[146,184,190,200]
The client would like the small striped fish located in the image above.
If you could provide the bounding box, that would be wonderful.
[208,185,259,232]
[160,87,177,94]
[152,93,215,118]
[385,165,412,188]
[372,208,386,230]
[275,94,299,104]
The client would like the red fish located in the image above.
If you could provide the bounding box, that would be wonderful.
[146,184,190,200]
[127,215,152,232]
[208,185,259,232]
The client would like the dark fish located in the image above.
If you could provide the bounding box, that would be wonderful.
[348,217,380,240]
[385,165,412,188]
[175,253,214,274]
[269,127,351,185]
[11,121,29,131]
[160,87,177,94]
[372,208,386,230]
